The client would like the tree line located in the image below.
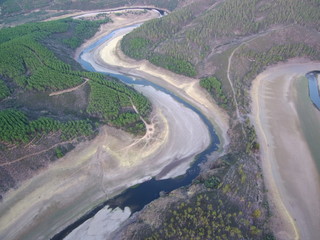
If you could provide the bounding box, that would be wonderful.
[0,18,152,137]
[0,109,94,145]
[121,0,320,76]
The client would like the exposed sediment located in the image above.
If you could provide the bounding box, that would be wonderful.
[251,61,320,240]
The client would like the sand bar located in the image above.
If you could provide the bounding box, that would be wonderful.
[251,61,320,240]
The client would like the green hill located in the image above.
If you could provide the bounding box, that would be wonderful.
[0,0,181,26]
[0,17,151,198]
[122,0,319,74]
[116,1,320,239]
[121,0,320,111]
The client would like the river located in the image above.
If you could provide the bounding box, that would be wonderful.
[51,24,219,239]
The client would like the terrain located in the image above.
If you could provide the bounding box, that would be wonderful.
[114,0,320,239]
[0,0,182,27]
[0,0,319,240]
[0,9,212,240]
[0,12,152,200]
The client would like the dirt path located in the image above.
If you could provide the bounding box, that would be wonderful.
[49,78,89,96]
[0,140,73,167]
[227,45,242,119]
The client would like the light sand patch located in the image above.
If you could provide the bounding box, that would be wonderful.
[251,61,320,240]
[65,206,131,240]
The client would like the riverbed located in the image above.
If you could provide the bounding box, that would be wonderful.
[0,9,222,240]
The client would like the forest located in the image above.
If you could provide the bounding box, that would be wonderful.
[0,0,181,26]
[144,191,272,240]
[200,76,229,109]
[86,73,151,134]
[241,43,320,83]
[0,17,152,148]
[121,0,320,76]
[0,109,94,144]
[62,18,111,49]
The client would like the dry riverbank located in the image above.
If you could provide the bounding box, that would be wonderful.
[93,29,230,151]
[251,61,320,240]
[0,10,212,240]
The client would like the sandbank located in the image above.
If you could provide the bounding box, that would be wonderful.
[251,61,320,240]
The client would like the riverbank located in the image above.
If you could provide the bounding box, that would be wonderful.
[90,27,230,152]
[0,10,212,240]
[251,60,320,240]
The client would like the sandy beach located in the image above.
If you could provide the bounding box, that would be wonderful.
[251,61,320,240]
[0,10,214,240]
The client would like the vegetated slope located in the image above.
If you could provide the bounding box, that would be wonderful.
[122,0,319,77]
[0,18,151,199]
[0,0,182,27]
[116,0,320,239]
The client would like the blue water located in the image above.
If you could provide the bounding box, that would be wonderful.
[52,25,219,240]
[306,71,320,110]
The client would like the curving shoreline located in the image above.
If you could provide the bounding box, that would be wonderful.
[96,35,230,151]
[74,10,230,152]
[251,60,320,240]
[0,10,215,240]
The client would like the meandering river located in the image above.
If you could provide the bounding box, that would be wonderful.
[51,23,219,239]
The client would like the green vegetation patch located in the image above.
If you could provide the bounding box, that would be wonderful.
[62,18,111,49]
[0,80,10,100]
[242,43,320,81]
[0,19,152,135]
[121,37,151,60]
[86,73,151,134]
[0,109,94,145]
[0,20,84,91]
[200,76,229,108]
[149,54,197,77]
[145,192,265,240]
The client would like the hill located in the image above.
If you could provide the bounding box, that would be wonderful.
[0,0,181,27]
[0,17,151,199]
[116,0,320,239]
[122,0,320,110]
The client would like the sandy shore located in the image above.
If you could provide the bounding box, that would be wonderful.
[64,206,132,240]
[92,28,229,152]
[0,10,213,240]
[74,9,161,59]
[251,61,320,240]
[0,83,210,239]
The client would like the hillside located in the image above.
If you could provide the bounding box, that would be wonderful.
[0,17,151,199]
[0,0,182,27]
[1,0,319,239]
[116,0,320,239]
[122,0,320,110]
